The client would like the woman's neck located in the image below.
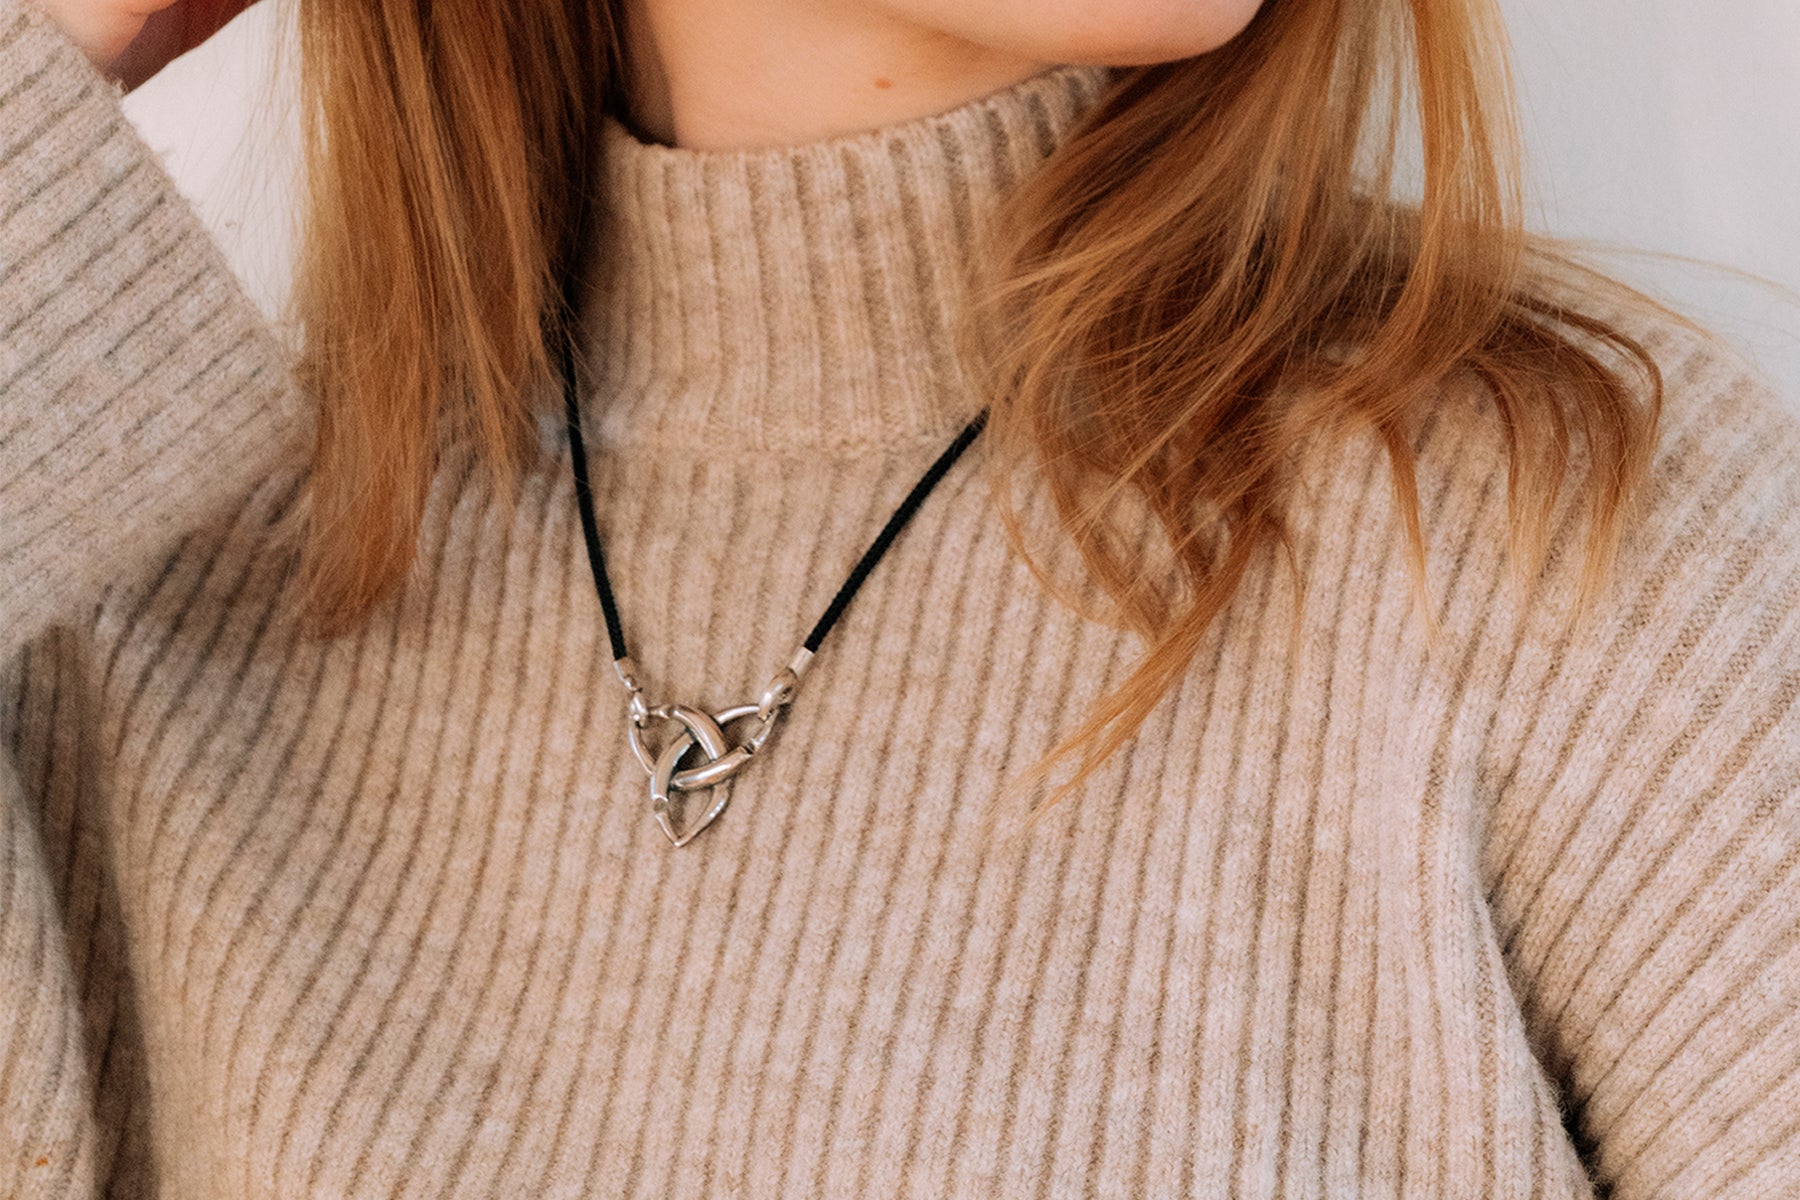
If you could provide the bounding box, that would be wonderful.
[617,0,1053,150]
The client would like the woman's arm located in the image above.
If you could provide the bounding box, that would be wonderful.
[1484,330,1800,1197]
[1,2,303,1192]
[0,0,308,652]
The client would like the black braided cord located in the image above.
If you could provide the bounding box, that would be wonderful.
[799,408,988,652]
[560,329,630,662]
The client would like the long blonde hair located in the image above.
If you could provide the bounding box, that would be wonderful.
[289,0,1662,809]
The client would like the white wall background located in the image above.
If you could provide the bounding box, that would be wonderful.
[124,2,298,330]
[123,0,1800,399]
[1500,0,1800,400]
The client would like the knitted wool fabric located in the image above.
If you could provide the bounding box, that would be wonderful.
[4,3,1800,1196]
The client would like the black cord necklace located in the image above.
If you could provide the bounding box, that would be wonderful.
[559,329,988,846]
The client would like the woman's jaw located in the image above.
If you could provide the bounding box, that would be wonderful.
[616,0,1266,150]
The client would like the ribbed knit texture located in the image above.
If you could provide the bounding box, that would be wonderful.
[5,2,1800,1195]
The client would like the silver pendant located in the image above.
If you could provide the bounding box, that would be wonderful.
[617,655,809,846]
[630,703,767,846]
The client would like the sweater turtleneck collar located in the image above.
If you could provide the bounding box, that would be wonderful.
[574,62,1113,454]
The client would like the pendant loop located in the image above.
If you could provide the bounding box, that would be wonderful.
[628,703,728,777]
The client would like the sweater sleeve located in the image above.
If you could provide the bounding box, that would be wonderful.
[1483,332,1800,1198]
[0,0,309,646]
[1,1,307,1193]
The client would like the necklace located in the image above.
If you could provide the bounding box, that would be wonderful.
[559,330,988,846]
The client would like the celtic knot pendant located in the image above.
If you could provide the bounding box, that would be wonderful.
[618,656,807,846]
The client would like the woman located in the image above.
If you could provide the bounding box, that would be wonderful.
[4,0,1798,1194]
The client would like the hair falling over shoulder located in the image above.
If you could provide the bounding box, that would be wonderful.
[287,0,1665,819]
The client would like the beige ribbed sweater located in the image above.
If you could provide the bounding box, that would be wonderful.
[6,3,1800,1196]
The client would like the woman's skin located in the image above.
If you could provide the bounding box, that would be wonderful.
[41,0,1263,145]
[617,0,1265,148]
[36,0,251,90]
